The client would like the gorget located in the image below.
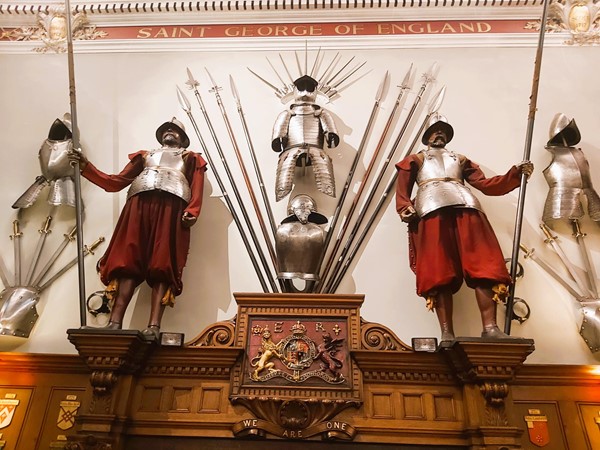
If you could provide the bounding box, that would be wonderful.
[414,148,482,218]
[543,146,600,222]
[127,148,190,202]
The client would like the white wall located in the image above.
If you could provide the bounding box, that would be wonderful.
[0,41,599,364]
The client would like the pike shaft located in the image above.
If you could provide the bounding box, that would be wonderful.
[65,0,87,326]
[323,78,430,292]
[193,88,278,292]
[316,77,385,290]
[182,99,270,292]
[232,79,278,238]
[505,0,551,334]
[210,83,280,283]
[318,83,408,291]
[329,111,434,292]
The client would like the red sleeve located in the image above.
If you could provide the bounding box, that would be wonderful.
[183,152,208,218]
[463,158,521,196]
[395,154,421,214]
[81,151,146,192]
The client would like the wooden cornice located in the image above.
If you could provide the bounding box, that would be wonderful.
[516,364,600,386]
[0,352,89,374]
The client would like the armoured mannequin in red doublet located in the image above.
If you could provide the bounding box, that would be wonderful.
[395,115,533,341]
[75,118,207,339]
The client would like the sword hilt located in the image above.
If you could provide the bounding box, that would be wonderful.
[519,243,534,258]
[571,219,586,238]
[540,223,557,243]
[84,236,105,255]
[10,219,22,239]
[39,215,53,235]
[65,226,77,241]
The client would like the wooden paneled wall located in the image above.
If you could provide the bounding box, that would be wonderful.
[0,352,599,449]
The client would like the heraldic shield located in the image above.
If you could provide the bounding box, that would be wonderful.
[229,293,364,440]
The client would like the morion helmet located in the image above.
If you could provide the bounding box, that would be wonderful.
[547,113,581,147]
[156,117,190,148]
[422,113,454,145]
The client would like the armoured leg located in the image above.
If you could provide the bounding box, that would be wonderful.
[107,278,137,328]
[143,282,168,339]
[434,288,455,342]
[475,287,510,339]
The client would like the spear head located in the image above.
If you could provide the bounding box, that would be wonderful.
[399,63,414,91]
[428,85,446,114]
[176,85,192,113]
[375,71,389,102]
[422,61,438,84]
[185,67,199,90]
[205,67,221,92]
[229,75,241,107]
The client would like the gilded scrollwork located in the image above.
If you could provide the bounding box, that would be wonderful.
[186,318,236,347]
[525,0,600,45]
[360,318,412,351]
[1,7,106,52]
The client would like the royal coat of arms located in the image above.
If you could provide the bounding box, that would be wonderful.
[248,320,347,385]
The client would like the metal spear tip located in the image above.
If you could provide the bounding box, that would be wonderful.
[375,71,389,101]
[204,68,220,89]
[229,75,241,104]
[176,85,192,112]
[399,63,414,90]
[422,61,439,83]
[428,85,446,113]
[185,67,199,89]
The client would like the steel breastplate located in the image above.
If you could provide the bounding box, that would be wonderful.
[275,221,325,280]
[543,146,600,221]
[285,104,325,150]
[39,139,73,180]
[127,149,190,202]
[414,148,482,217]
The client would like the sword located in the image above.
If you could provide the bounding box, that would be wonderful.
[230,75,278,238]
[540,222,592,297]
[323,63,437,293]
[279,53,295,83]
[520,243,586,302]
[325,56,356,87]
[10,218,23,286]
[317,52,340,84]
[177,81,271,292]
[31,226,77,288]
[24,206,56,286]
[205,69,281,290]
[571,219,598,298]
[328,86,447,293]
[317,65,415,292]
[0,253,11,289]
[266,56,288,91]
[247,68,286,99]
[38,237,104,292]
